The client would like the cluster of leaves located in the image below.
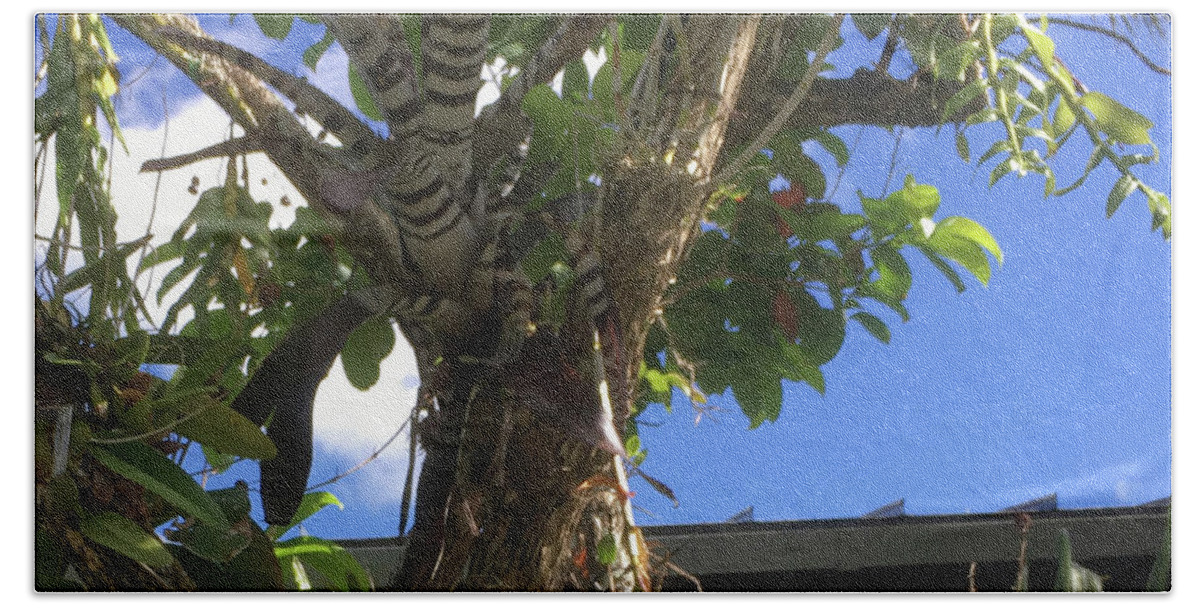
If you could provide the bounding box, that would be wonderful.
[35,15,372,590]
[932,14,1170,238]
[635,164,1001,433]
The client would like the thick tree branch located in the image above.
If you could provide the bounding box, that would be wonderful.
[724,68,990,152]
[153,25,374,148]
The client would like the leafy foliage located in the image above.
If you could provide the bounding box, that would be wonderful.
[35,15,369,591]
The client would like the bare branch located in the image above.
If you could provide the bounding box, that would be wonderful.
[1046,16,1170,76]
[307,413,414,492]
[139,134,263,173]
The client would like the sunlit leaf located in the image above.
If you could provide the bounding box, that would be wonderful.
[174,396,278,460]
[1021,22,1056,68]
[930,216,1003,264]
[341,315,396,390]
[274,537,372,591]
[80,512,177,568]
[1106,174,1138,218]
[1081,92,1153,145]
[927,227,992,286]
[269,492,345,540]
[887,176,940,220]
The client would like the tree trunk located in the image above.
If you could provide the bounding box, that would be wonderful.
[392,16,761,591]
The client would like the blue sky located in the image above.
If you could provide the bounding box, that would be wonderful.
[35,13,1172,540]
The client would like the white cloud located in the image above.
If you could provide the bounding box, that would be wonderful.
[994,452,1171,508]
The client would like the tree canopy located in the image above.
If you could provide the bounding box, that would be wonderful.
[34,13,1169,591]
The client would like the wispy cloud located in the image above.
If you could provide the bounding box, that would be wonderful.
[993,450,1171,509]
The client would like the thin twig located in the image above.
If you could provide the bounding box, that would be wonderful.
[1045,16,1170,76]
[135,92,170,293]
[398,406,422,538]
[307,412,414,492]
[34,233,153,253]
[714,14,845,184]
[826,125,864,202]
[88,399,215,445]
[880,128,905,197]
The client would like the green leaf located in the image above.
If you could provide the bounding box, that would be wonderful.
[1106,174,1138,218]
[887,176,941,220]
[302,30,335,70]
[620,14,661,51]
[341,316,396,390]
[80,512,177,568]
[930,216,1003,264]
[274,537,372,591]
[521,85,570,164]
[520,233,568,283]
[91,442,230,528]
[793,293,846,365]
[779,147,826,201]
[348,64,383,122]
[269,492,345,540]
[731,370,783,429]
[562,60,589,102]
[1021,23,1056,71]
[165,514,252,564]
[870,245,912,301]
[253,15,294,40]
[1053,101,1077,135]
[1081,92,1153,145]
[955,130,971,163]
[811,129,850,167]
[851,312,891,344]
[777,206,864,243]
[781,343,826,395]
[989,155,1016,187]
[596,533,618,566]
[860,193,907,235]
[927,228,992,286]
[174,397,279,460]
[943,77,988,120]
[917,246,966,293]
[851,14,890,40]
